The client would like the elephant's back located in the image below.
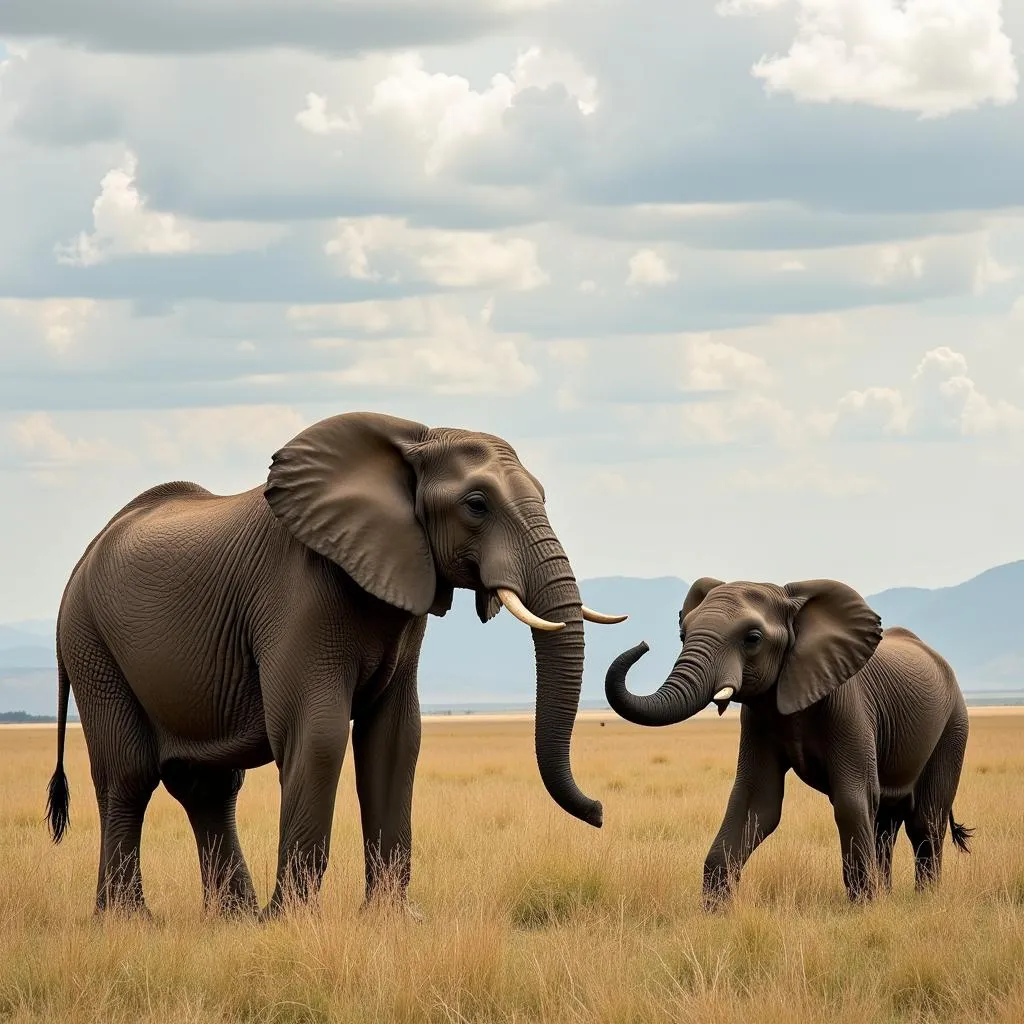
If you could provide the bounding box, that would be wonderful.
[58,484,275,745]
[864,629,962,793]
[61,483,270,649]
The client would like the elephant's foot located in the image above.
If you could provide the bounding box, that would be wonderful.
[204,891,260,921]
[700,887,734,914]
[359,892,425,923]
[256,904,282,925]
[844,878,879,905]
[93,900,160,926]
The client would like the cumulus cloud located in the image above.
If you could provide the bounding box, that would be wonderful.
[725,0,1020,118]
[834,345,1024,439]
[0,298,97,354]
[365,47,597,173]
[681,336,769,391]
[618,392,799,447]
[870,244,926,284]
[9,411,116,467]
[626,248,676,287]
[142,405,306,466]
[287,296,537,395]
[54,151,284,266]
[324,216,549,290]
[833,386,910,439]
[295,92,361,136]
[972,244,1016,294]
[55,151,192,265]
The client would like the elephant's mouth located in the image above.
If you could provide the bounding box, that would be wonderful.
[475,586,503,624]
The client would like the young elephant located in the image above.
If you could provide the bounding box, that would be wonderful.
[605,577,972,908]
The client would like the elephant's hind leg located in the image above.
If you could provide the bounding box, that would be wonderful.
[873,802,907,892]
[906,704,969,891]
[66,638,160,917]
[161,761,258,916]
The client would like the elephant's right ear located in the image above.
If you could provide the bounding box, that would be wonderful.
[776,579,883,715]
[264,412,437,616]
[682,577,725,620]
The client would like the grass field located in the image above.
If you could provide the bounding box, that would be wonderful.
[2,709,1023,1024]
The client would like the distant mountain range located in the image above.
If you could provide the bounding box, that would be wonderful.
[3,561,1022,717]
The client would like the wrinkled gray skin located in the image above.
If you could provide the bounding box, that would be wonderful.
[45,412,615,921]
[605,577,973,909]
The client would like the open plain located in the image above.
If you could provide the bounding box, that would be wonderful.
[2,709,1023,1024]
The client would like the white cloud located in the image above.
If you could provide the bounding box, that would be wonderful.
[284,296,537,394]
[324,216,549,290]
[870,243,925,284]
[833,385,910,438]
[366,47,597,173]
[626,248,676,287]
[303,299,536,395]
[142,405,306,466]
[682,336,769,391]
[911,345,1024,436]
[833,345,1024,439]
[972,245,1016,294]
[640,393,799,446]
[779,259,806,272]
[295,92,361,136]
[55,151,192,266]
[0,298,97,354]
[728,0,1020,119]
[9,412,115,467]
[54,151,286,266]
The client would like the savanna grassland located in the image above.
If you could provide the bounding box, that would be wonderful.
[2,709,1023,1024]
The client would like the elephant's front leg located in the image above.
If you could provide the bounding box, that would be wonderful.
[831,782,881,903]
[262,691,352,920]
[353,669,422,918]
[702,714,787,912]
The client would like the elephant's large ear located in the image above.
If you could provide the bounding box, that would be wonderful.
[682,577,725,620]
[776,579,883,716]
[264,412,436,616]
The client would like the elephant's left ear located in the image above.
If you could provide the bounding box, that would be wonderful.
[264,411,438,616]
[776,579,883,715]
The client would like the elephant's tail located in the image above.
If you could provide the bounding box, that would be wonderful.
[45,652,71,844]
[949,810,974,854]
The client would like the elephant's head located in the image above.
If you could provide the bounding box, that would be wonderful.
[263,411,624,828]
[605,577,883,726]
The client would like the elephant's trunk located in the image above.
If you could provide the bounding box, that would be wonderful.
[522,527,602,829]
[604,637,719,727]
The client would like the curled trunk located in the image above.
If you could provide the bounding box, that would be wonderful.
[604,640,717,727]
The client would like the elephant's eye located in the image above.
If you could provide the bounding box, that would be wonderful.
[463,493,488,517]
[743,629,763,650]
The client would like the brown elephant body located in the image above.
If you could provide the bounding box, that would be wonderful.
[605,577,972,907]
[45,412,618,920]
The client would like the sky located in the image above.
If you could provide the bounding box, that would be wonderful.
[1,0,1023,622]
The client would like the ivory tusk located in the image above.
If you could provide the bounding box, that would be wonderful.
[497,588,566,632]
[713,686,735,702]
[581,606,628,625]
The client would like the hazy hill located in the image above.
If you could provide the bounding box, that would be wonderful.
[3,561,1022,716]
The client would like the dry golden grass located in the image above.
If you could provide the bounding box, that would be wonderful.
[2,710,1023,1024]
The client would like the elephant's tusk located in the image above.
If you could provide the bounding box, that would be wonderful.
[713,686,735,702]
[497,588,566,632]
[581,606,628,625]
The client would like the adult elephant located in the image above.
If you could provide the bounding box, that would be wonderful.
[46,411,624,920]
[604,577,972,909]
